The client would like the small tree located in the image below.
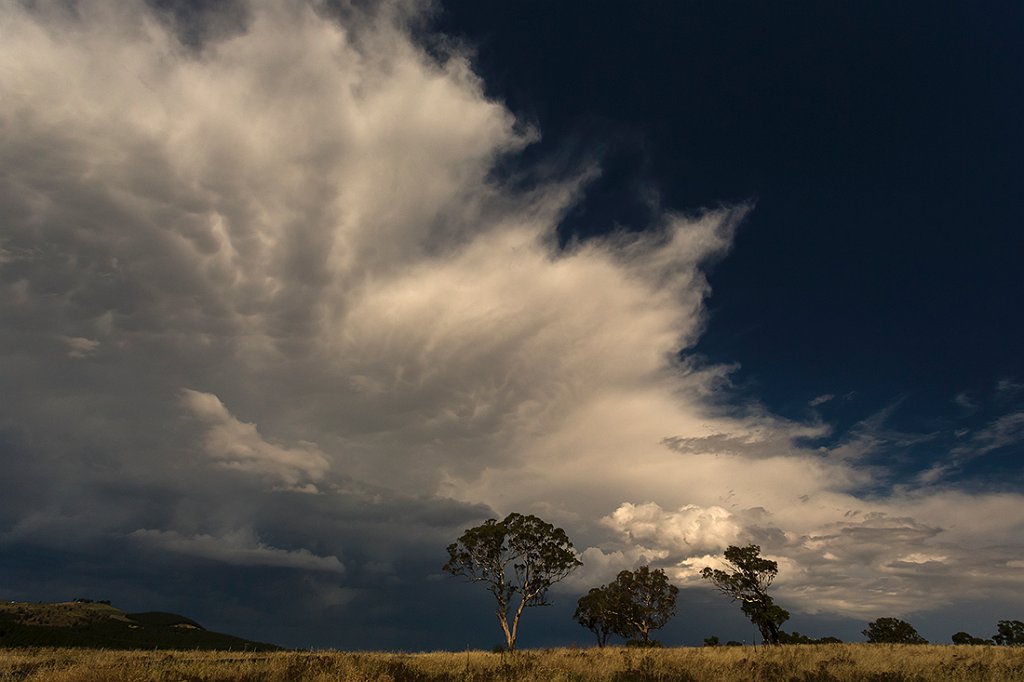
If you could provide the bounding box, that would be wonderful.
[606,565,679,646]
[779,631,844,644]
[952,631,992,645]
[863,617,927,644]
[700,544,789,645]
[574,587,616,647]
[443,512,582,651]
[993,620,1024,646]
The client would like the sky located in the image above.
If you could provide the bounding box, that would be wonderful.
[1,0,1022,650]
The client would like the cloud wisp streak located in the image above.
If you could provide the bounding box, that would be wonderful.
[0,0,1022,646]
[129,528,344,572]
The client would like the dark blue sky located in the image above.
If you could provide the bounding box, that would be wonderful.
[433,0,1024,484]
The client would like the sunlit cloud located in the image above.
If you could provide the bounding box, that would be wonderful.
[62,336,100,358]
[181,389,330,490]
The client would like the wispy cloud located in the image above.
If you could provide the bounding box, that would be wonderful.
[996,378,1023,397]
[920,411,1024,484]
[61,336,100,358]
[953,412,1024,459]
[181,389,329,490]
[129,528,344,572]
[953,392,978,411]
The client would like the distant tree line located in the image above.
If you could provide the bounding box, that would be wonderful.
[951,620,1024,646]
[443,512,1019,650]
[857,616,1024,646]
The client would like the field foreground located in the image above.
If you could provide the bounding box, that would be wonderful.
[2,645,1023,682]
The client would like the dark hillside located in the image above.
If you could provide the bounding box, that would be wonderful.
[127,611,205,629]
[0,602,279,651]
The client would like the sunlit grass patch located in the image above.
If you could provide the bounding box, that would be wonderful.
[1,644,1023,681]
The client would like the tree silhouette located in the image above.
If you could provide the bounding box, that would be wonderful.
[863,617,927,644]
[443,512,581,651]
[575,566,678,647]
[573,587,616,647]
[778,630,843,644]
[700,544,789,645]
[606,565,679,646]
[952,631,991,645]
[993,620,1024,646]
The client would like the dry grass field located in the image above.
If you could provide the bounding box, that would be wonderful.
[2,644,1023,682]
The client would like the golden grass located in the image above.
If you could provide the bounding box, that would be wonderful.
[1,644,1022,682]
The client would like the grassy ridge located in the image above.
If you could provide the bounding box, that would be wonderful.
[1,645,1023,681]
[0,603,278,652]
[126,612,204,629]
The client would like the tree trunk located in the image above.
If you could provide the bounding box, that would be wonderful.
[767,619,780,645]
[497,606,514,652]
[507,600,526,651]
[757,619,780,645]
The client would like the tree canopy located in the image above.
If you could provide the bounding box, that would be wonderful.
[610,565,679,646]
[993,620,1024,646]
[574,565,678,647]
[573,587,616,648]
[700,544,789,645]
[952,631,992,645]
[443,512,581,651]
[778,631,843,644]
[863,617,927,644]
[950,620,1023,646]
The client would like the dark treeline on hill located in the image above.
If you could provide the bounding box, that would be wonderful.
[0,601,280,651]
